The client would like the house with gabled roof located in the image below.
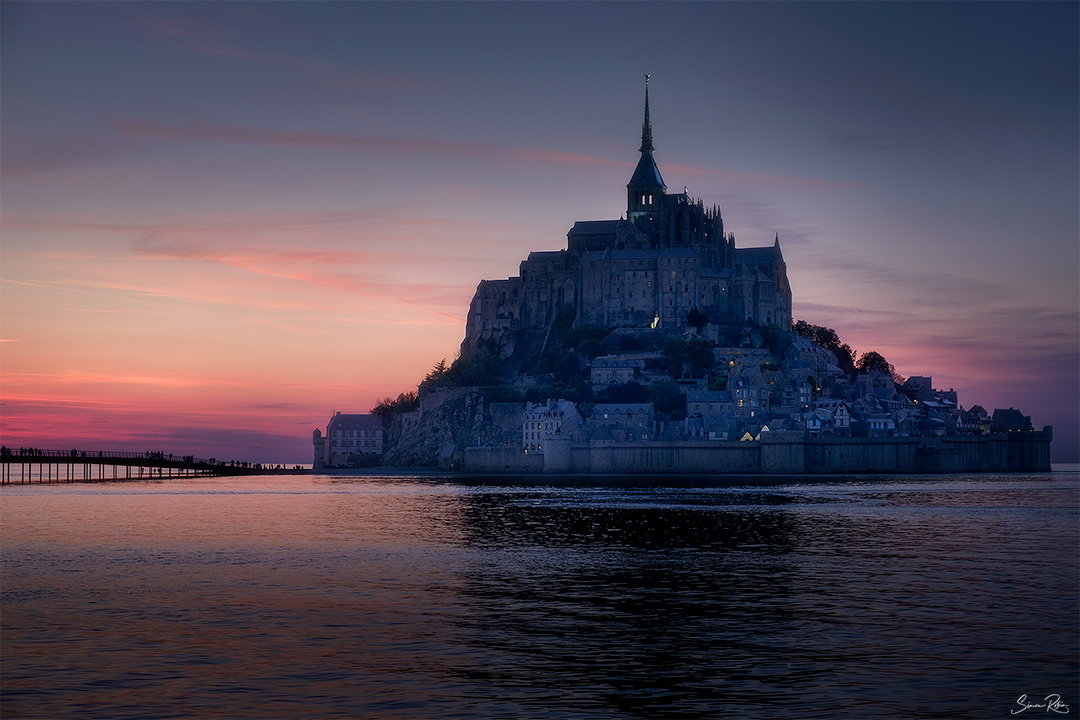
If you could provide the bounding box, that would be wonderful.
[991,408,1033,433]
[314,412,384,468]
[523,399,585,454]
[588,403,655,443]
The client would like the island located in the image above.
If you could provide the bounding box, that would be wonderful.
[312,79,1051,475]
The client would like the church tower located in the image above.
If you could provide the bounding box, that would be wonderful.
[626,75,667,221]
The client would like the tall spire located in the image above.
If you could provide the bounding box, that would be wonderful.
[626,74,666,220]
[640,74,654,153]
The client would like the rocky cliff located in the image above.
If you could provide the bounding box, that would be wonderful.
[380,390,524,466]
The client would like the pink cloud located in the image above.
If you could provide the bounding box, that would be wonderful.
[5,370,265,389]
[111,119,495,157]
[10,212,531,261]
[4,211,507,321]
[0,373,414,462]
[108,119,679,173]
[108,118,869,191]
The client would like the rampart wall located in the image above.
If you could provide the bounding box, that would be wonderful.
[460,432,1052,475]
[462,446,544,473]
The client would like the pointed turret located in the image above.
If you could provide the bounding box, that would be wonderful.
[627,75,666,221]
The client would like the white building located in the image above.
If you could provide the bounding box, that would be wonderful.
[522,399,585,453]
[313,412,384,468]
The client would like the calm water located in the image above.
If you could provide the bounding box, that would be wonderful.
[2,472,1077,719]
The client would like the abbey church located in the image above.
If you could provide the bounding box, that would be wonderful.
[463,78,792,355]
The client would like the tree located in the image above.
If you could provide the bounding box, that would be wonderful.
[446,341,506,386]
[648,380,686,420]
[596,381,648,404]
[856,351,892,374]
[835,342,857,376]
[663,335,716,379]
[578,337,604,359]
[793,319,857,377]
[856,351,905,384]
[759,323,783,354]
[552,351,583,384]
[685,337,715,378]
[424,358,451,387]
[372,391,419,416]
[662,336,689,379]
[686,307,708,332]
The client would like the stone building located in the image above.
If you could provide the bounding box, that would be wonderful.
[588,403,656,443]
[522,399,585,453]
[313,412,384,469]
[463,78,792,357]
[590,355,647,389]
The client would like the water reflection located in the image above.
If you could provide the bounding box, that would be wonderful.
[1,475,1076,719]
[456,488,800,550]
[452,542,806,717]
[438,481,1078,718]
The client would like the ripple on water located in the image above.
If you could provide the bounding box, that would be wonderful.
[1,474,1076,718]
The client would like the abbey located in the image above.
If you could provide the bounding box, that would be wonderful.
[315,79,1051,473]
[463,78,792,356]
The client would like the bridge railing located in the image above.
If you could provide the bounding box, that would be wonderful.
[0,448,220,465]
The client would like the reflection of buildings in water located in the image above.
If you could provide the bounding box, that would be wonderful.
[448,488,808,714]
[455,486,801,551]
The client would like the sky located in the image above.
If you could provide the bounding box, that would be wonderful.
[2,1,1077,464]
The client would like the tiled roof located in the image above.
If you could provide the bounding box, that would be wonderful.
[627,152,666,190]
[326,413,382,432]
[568,220,620,235]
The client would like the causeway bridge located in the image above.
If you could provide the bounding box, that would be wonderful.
[0,448,304,484]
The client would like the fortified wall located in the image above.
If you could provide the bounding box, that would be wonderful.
[461,431,1052,475]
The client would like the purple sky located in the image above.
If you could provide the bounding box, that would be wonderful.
[2,2,1077,463]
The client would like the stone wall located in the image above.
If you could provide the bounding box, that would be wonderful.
[419,386,473,415]
[489,402,528,433]
[457,433,1052,475]
[463,446,544,473]
[1006,429,1053,471]
[804,438,919,474]
[916,436,1007,473]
